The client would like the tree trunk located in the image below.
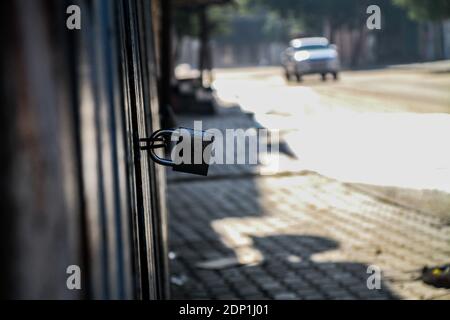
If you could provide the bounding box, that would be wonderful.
[350,27,367,68]
[198,6,208,87]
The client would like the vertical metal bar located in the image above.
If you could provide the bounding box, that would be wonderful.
[159,0,173,123]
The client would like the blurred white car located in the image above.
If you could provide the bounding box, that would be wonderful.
[282,37,340,82]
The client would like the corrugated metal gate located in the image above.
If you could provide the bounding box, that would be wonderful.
[0,0,169,299]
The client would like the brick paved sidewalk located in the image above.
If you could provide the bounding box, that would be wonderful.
[167,107,450,300]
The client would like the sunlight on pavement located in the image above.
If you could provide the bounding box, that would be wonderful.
[213,68,450,193]
[284,112,450,192]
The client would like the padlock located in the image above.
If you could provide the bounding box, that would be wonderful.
[140,128,215,176]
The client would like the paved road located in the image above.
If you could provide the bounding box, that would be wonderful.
[213,62,450,114]
[212,63,450,220]
[168,63,450,300]
[168,109,450,300]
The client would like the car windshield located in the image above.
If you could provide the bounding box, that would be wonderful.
[296,45,329,51]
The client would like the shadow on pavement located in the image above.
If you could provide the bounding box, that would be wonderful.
[166,106,399,299]
[170,229,399,299]
[168,92,449,300]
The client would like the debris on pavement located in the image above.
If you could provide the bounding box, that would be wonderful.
[196,247,264,270]
[421,264,450,289]
[168,251,177,260]
[171,275,189,287]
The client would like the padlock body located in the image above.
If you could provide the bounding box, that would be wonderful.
[172,162,209,176]
[171,128,214,176]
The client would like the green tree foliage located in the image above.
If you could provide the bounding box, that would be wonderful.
[246,0,421,65]
[174,9,199,39]
[173,5,234,40]
[250,0,374,35]
[393,0,450,21]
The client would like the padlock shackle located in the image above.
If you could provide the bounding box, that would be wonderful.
[147,129,176,167]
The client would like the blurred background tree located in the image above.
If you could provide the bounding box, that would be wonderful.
[173,5,234,40]
[249,0,373,38]
[173,0,449,70]
[393,0,450,21]
[172,2,234,85]
[247,0,385,66]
